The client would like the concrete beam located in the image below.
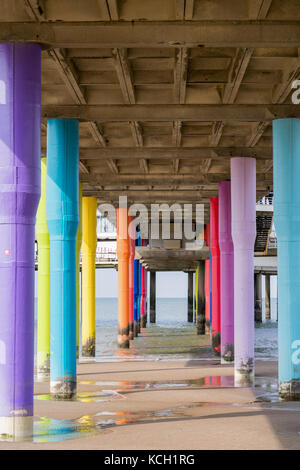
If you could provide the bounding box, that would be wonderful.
[42,104,300,122]
[78,146,272,161]
[2,21,300,48]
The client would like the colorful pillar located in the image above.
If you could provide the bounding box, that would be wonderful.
[141,239,147,328]
[150,271,156,323]
[76,183,82,357]
[231,157,256,386]
[187,272,194,322]
[209,224,213,330]
[265,274,271,320]
[134,244,139,335]
[273,118,300,399]
[47,118,79,399]
[196,261,205,335]
[129,217,135,340]
[0,43,41,438]
[117,208,130,348]
[210,197,221,356]
[204,224,211,334]
[81,197,97,357]
[219,181,234,364]
[36,158,50,380]
[137,232,142,333]
[254,273,263,322]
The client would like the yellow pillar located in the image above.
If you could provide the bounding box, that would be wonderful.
[36,157,50,380]
[81,197,97,357]
[76,183,82,357]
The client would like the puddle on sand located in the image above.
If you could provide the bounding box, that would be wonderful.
[78,375,278,393]
[35,389,124,403]
[78,375,237,391]
[0,415,101,443]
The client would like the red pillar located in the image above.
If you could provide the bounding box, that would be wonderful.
[210,198,221,356]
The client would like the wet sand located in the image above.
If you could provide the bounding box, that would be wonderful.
[1,329,299,450]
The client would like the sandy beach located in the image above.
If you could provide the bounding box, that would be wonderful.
[1,329,299,451]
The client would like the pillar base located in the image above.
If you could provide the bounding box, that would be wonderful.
[234,369,254,387]
[37,355,50,381]
[150,314,156,323]
[0,416,33,441]
[50,379,76,400]
[82,337,95,357]
[142,315,147,328]
[212,332,221,356]
[118,334,130,349]
[196,317,205,335]
[221,343,234,364]
[279,380,300,401]
[129,322,134,341]
[134,321,139,337]
[205,320,211,335]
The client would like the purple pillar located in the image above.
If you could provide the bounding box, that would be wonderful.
[231,158,256,385]
[219,181,234,364]
[0,43,41,437]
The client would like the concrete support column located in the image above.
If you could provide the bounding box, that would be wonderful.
[141,261,147,328]
[210,197,221,356]
[196,262,205,335]
[76,183,82,357]
[231,157,256,386]
[47,118,79,399]
[134,245,139,335]
[0,43,41,438]
[273,118,300,400]
[117,208,130,348]
[265,274,271,320]
[150,271,156,323]
[204,224,211,334]
[36,158,50,380]
[219,181,234,364]
[81,197,97,357]
[254,273,263,322]
[128,217,135,340]
[187,272,194,322]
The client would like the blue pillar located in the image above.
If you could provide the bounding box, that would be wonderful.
[46,118,79,399]
[273,118,300,400]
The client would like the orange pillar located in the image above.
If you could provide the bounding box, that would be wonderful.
[117,208,130,348]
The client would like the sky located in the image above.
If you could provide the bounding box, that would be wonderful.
[96,269,189,298]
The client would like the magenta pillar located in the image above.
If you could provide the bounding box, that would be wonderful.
[0,43,41,437]
[210,198,221,356]
[219,181,234,364]
[231,158,256,385]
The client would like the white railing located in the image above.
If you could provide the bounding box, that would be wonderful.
[258,195,273,205]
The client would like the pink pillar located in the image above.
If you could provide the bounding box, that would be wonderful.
[129,217,135,340]
[231,158,256,385]
[140,239,147,328]
[219,181,234,364]
[210,198,221,356]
